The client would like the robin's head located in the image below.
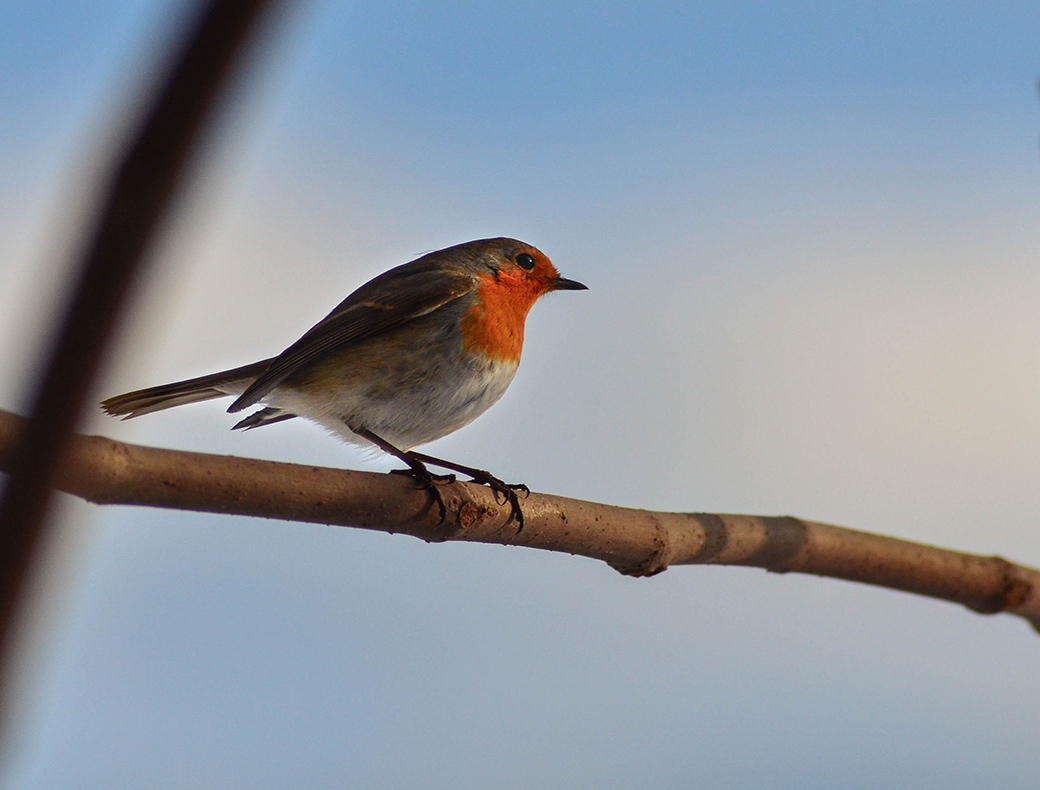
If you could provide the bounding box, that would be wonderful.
[443,237,585,297]
[481,239,586,296]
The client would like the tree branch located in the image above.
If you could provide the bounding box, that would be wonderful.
[2,408,1037,632]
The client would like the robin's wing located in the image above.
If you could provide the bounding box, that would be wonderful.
[228,266,478,412]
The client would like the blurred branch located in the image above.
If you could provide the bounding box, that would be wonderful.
[2,408,1037,633]
[0,0,282,682]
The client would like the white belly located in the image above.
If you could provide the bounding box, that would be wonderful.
[267,356,520,451]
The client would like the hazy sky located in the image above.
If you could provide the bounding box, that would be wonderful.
[3,2,1040,787]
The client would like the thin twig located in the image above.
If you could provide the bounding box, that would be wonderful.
[2,409,1036,633]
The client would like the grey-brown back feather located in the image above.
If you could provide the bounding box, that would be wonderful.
[227,267,477,413]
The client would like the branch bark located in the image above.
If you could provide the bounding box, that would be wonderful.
[2,408,1037,632]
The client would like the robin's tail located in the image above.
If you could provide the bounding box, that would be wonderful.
[101,359,275,419]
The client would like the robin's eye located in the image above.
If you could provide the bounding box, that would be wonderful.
[516,253,536,270]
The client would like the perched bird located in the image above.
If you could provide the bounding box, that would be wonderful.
[101,237,587,526]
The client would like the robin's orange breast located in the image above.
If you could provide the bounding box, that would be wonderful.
[460,271,548,363]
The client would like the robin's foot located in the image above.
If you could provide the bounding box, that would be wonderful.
[352,429,528,530]
[389,464,453,522]
[464,470,529,532]
[405,449,529,531]
[354,428,454,523]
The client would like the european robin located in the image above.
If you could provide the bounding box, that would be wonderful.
[101,237,587,527]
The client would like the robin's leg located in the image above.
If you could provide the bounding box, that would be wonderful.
[405,449,528,531]
[353,428,452,521]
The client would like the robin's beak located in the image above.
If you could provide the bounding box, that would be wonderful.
[550,276,588,291]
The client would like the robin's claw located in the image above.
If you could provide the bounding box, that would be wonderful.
[396,448,529,531]
[505,488,525,533]
[462,471,527,532]
[390,465,449,523]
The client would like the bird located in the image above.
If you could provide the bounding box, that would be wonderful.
[101,237,587,527]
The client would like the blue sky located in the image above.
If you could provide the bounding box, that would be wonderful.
[3,1,1040,787]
